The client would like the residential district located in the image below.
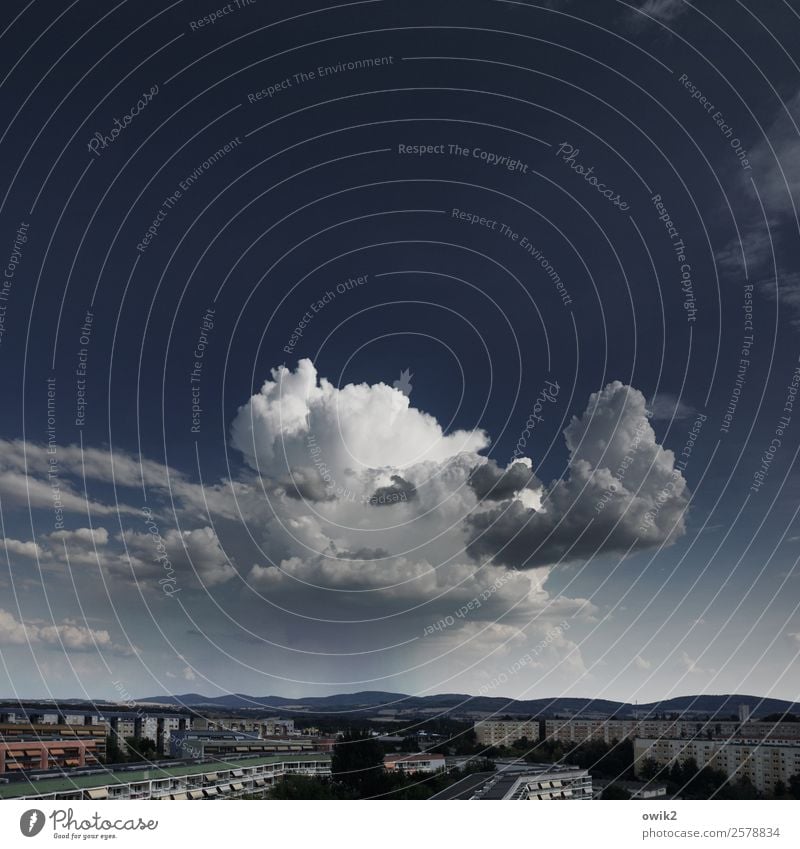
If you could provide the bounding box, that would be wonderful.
[0,700,798,800]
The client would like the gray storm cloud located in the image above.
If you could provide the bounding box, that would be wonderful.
[467,381,689,568]
[468,458,539,502]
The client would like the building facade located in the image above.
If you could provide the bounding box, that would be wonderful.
[106,714,187,754]
[544,718,800,745]
[0,739,103,773]
[474,719,540,746]
[192,716,295,737]
[170,730,319,760]
[0,724,106,772]
[383,753,446,773]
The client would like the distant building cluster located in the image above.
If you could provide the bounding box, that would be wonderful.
[2,699,797,800]
[0,708,187,760]
[170,730,336,759]
[0,704,334,776]
[473,710,800,795]
[0,702,334,801]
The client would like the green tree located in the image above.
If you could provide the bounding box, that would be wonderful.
[600,783,632,799]
[465,757,495,773]
[638,757,663,781]
[452,726,478,755]
[683,764,727,799]
[718,774,759,800]
[570,739,635,779]
[268,776,356,799]
[331,731,387,796]
[124,736,158,761]
[104,735,125,764]
[771,780,788,799]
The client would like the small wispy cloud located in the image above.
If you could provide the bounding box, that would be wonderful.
[626,0,693,29]
[680,650,714,675]
[648,393,695,421]
[759,271,800,328]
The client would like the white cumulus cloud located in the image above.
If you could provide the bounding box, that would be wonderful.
[230,359,489,489]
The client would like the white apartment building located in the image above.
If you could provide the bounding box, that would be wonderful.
[545,718,800,745]
[192,716,295,737]
[544,718,636,744]
[106,715,185,751]
[633,737,800,794]
[474,719,540,746]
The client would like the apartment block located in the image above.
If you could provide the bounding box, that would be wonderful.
[0,738,103,773]
[105,714,188,755]
[0,754,331,801]
[544,718,800,745]
[633,737,800,794]
[0,724,107,770]
[474,719,540,746]
[192,716,295,737]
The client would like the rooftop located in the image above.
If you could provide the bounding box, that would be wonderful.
[430,763,590,801]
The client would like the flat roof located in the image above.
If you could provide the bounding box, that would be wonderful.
[430,773,494,800]
[0,753,330,799]
[635,737,800,746]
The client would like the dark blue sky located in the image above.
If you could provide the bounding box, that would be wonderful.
[0,0,798,703]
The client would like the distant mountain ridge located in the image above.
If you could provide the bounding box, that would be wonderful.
[135,690,800,718]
